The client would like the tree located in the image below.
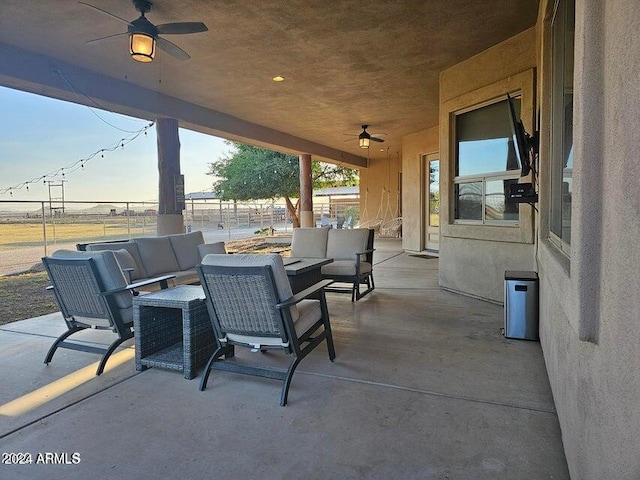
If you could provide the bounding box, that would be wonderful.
[208,142,358,227]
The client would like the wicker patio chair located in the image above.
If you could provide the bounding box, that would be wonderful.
[379,216,402,238]
[197,253,336,406]
[43,249,174,375]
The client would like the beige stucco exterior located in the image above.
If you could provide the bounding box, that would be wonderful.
[536,0,640,478]
[363,3,640,477]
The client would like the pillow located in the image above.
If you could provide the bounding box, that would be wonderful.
[197,242,227,259]
[86,241,147,279]
[112,249,139,281]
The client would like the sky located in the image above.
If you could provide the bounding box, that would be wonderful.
[0,86,231,203]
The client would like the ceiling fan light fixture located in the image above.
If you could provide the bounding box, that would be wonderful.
[130,31,156,62]
[359,125,371,148]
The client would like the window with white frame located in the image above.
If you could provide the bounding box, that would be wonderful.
[454,98,521,225]
[549,0,575,250]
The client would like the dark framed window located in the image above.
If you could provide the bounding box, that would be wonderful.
[454,98,521,225]
[549,0,575,252]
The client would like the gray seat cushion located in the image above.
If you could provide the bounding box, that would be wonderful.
[322,260,372,277]
[134,236,181,277]
[168,231,205,270]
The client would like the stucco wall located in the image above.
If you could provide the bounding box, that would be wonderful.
[438,28,537,302]
[537,0,640,478]
[440,237,535,302]
[401,127,439,251]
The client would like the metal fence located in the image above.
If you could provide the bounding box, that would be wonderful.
[0,199,359,275]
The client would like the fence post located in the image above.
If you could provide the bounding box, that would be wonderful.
[126,202,131,238]
[41,202,48,257]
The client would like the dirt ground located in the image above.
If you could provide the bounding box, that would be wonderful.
[0,237,291,326]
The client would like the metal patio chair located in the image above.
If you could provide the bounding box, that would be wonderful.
[322,228,376,301]
[197,253,336,406]
[43,249,174,375]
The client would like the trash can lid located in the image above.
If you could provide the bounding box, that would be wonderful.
[505,270,539,280]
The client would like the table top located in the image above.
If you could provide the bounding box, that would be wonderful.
[133,285,205,308]
[284,257,333,276]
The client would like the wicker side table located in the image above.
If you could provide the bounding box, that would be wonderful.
[133,285,215,379]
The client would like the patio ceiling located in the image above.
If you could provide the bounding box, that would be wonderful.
[0,0,538,167]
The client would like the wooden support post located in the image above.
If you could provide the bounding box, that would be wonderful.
[156,118,184,235]
[299,153,313,227]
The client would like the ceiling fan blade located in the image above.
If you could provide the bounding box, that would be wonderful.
[78,2,132,26]
[85,32,128,44]
[371,137,385,143]
[157,36,190,60]
[156,22,208,35]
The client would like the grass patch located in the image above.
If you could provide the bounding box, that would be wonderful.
[0,272,58,326]
[0,237,291,326]
[0,222,156,247]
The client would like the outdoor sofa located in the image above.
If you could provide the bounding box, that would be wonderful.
[291,227,375,301]
[84,231,226,291]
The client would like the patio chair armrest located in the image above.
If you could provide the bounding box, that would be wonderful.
[101,274,176,296]
[276,279,334,309]
[355,248,375,261]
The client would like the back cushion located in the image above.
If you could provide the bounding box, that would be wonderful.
[168,231,205,270]
[326,228,369,261]
[86,241,147,279]
[201,253,298,322]
[291,227,329,258]
[135,236,180,277]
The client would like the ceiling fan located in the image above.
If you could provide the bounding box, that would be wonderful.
[80,0,208,62]
[344,125,386,149]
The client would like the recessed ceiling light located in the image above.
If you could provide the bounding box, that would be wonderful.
[272,75,285,82]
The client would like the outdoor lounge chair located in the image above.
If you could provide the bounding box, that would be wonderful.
[42,249,174,375]
[197,253,336,406]
[322,228,376,301]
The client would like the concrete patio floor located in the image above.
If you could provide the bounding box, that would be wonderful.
[0,239,569,479]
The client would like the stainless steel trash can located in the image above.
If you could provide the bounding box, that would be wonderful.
[504,271,539,340]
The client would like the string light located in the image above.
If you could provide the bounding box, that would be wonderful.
[0,122,154,195]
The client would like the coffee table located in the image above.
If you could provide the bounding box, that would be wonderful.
[133,285,216,379]
[285,257,333,294]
